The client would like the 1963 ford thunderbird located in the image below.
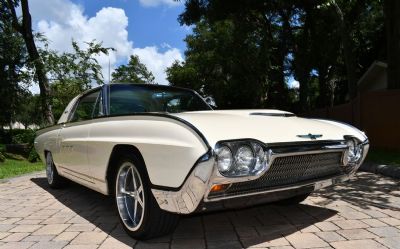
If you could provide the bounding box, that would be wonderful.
[34,83,369,239]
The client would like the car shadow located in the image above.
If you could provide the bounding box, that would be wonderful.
[31,177,338,248]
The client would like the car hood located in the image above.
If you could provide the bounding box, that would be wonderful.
[171,110,367,147]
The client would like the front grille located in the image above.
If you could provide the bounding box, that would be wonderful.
[209,151,343,198]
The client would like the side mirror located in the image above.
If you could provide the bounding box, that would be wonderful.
[204,97,217,109]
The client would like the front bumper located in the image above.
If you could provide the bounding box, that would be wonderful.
[151,140,369,214]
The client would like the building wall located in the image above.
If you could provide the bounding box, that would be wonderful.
[303,90,400,151]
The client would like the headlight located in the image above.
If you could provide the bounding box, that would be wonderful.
[235,145,255,172]
[344,138,363,164]
[215,146,233,173]
[215,141,269,177]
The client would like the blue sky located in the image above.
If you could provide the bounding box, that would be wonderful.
[79,0,190,51]
[26,0,298,89]
[27,0,189,85]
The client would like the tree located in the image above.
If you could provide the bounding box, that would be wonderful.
[168,19,271,109]
[0,1,29,127]
[5,0,54,125]
[176,0,387,112]
[112,55,155,84]
[41,40,113,121]
[15,93,42,128]
[385,0,400,89]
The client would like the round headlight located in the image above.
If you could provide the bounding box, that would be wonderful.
[253,143,267,172]
[346,139,362,163]
[347,140,356,158]
[216,146,233,173]
[235,145,255,172]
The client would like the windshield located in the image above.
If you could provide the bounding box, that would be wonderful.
[109,84,212,115]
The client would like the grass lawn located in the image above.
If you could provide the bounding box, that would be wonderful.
[0,159,44,179]
[367,149,400,166]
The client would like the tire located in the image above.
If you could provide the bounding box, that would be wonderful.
[277,193,311,205]
[114,153,179,240]
[45,152,67,188]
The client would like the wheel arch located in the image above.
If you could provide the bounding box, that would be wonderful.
[106,144,148,195]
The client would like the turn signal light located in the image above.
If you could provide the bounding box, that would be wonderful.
[210,184,229,192]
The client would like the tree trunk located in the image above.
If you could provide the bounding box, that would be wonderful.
[317,67,328,108]
[332,1,358,99]
[297,5,312,112]
[6,0,54,125]
[385,0,400,89]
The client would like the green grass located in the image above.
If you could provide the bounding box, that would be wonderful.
[0,159,44,179]
[367,149,400,166]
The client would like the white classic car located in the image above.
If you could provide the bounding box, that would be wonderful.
[35,83,369,239]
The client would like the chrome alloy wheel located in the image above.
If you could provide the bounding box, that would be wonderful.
[116,162,145,231]
[46,154,54,185]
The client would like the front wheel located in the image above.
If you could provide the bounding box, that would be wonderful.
[114,155,179,239]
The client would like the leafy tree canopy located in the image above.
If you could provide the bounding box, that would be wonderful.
[112,55,155,84]
[168,0,389,112]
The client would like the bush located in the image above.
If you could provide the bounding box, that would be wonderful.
[0,129,11,144]
[28,147,40,163]
[11,129,36,144]
[0,129,37,144]
[0,152,5,163]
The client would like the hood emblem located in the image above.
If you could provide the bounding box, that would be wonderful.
[297,133,323,140]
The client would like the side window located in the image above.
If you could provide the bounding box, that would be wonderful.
[70,90,100,122]
[109,85,148,115]
[93,92,103,118]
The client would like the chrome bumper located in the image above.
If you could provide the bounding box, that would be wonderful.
[151,140,369,214]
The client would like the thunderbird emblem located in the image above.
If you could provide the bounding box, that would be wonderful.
[297,133,323,140]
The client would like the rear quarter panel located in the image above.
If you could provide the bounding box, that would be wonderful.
[34,125,61,162]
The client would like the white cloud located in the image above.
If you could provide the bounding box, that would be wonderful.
[27,0,183,87]
[138,0,181,7]
[133,46,183,85]
[33,3,133,82]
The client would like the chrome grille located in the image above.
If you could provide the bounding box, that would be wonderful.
[210,151,343,198]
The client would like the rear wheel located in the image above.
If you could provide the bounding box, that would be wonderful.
[277,193,311,205]
[45,152,67,188]
[114,154,179,239]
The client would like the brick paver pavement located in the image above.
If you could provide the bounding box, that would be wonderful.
[1,171,400,249]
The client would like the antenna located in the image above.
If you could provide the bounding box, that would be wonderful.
[108,57,111,84]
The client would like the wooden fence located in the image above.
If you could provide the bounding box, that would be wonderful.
[302,90,400,151]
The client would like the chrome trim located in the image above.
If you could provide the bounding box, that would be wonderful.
[151,139,369,214]
[296,134,323,140]
[205,174,350,202]
[208,141,348,187]
[151,158,215,214]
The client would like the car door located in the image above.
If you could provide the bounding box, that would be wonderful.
[57,89,102,184]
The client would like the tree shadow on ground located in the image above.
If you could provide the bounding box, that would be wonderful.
[31,177,338,248]
[313,172,400,211]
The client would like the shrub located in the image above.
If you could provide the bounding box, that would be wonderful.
[12,129,36,144]
[28,148,41,163]
[0,152,5,163]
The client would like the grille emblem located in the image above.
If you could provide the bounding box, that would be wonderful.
[297,133,323,140]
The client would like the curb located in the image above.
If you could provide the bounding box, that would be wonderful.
[0,170,45,184]
[360,162,400,179]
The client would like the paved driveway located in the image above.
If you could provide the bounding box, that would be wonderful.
[0,172,400,249]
